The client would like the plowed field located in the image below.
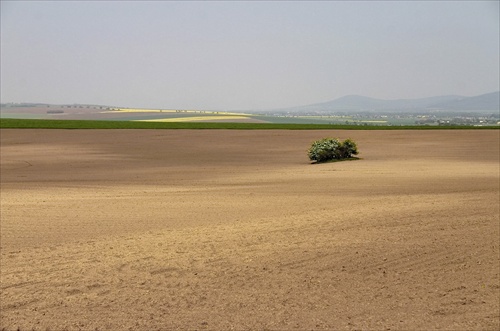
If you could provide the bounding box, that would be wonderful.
[1,129,499,330]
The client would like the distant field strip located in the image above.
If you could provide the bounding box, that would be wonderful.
[104,109,178,113]
[2,118,497,130]
[135,115,250,122]
[107,109,251,116]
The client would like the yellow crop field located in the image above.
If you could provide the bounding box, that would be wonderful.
[104,109,252,116]
[135,115,250,122]
[103,109,178,113]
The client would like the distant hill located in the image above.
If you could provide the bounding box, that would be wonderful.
[268,91,500,114]
[432,91,500,111]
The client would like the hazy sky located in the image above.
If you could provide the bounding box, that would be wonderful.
[1,1,499,110]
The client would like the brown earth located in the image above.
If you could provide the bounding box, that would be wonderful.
[0,129,499,330]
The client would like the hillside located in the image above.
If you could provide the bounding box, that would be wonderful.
[269,91,499,114]
[433,91,500,111]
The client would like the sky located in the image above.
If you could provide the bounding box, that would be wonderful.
[1,1,499,111]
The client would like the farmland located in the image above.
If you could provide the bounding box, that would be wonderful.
[2,103,498,126]
[1,128,498,330]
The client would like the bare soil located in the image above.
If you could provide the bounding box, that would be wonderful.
[1,129,499,330]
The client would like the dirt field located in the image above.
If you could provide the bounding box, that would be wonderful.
[1,129,499,330]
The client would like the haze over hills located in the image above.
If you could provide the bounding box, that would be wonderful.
[266,91,500,114]
[2,91,499,116]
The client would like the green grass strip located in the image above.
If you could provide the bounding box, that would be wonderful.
[0,118,497,130]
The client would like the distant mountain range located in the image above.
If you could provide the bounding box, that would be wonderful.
[268,91,500,114]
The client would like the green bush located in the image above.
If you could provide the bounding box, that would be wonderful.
[308,137,359,163]
[339,138,359,159]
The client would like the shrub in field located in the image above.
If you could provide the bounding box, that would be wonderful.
[308,137,359,163]
[339,138,359,159]
[307,138,341,163]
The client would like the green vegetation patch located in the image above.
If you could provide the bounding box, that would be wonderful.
[308,137,359,163]
[0,118,497,130]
